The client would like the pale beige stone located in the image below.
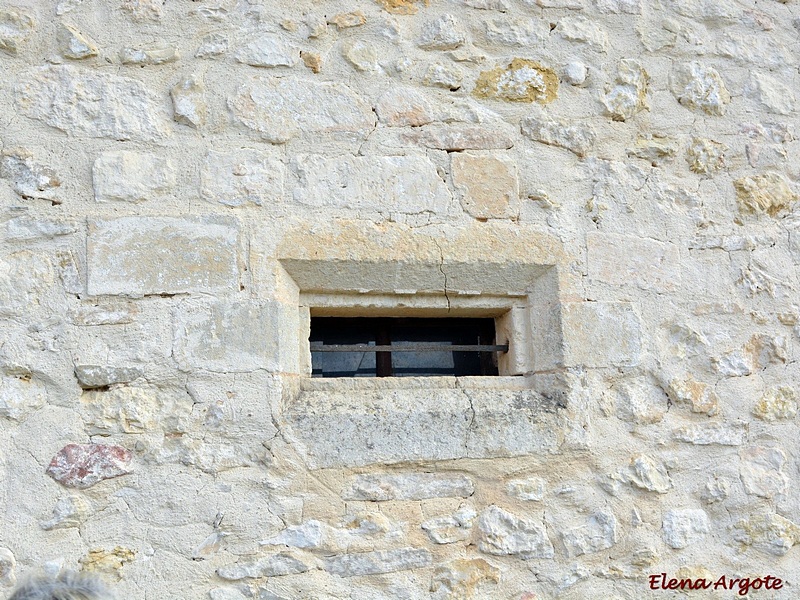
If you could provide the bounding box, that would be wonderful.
[745,72,796,115]
[753,386,797,421]
[430,559,500,598]
[734,172,798,216]
[603,59,649,121]
[558,16,608,51]
[0,548,15,587]
[200,149,284,207]
[451,152,519,219]
[342,39,378,72]
[670,62,730,115]
[733,513,800,556]
[80,547,136,579]
[0,8,34,55]
[92,151,175,203]
[686,137,726,174]
[473,58,558,104]
[58,23,98,59]
[666,377,719,416]
[80,385,192,434]
[740,446,788,498]
[561,302,642,368]
[171,74,206,127]
[419,14,466,50]
[0,149,61,201]
[587,232,680,292]
[121,0,162,22]
[329,11,366,28]
[375,86,435,126]
[235,34,300,68]
[120,45,178,65]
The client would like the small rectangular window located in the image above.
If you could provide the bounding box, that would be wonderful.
[310,317,506,377]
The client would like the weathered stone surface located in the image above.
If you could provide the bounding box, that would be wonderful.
[431,559,500,598]
[404,124,514,150]
[666,377,719,416]
[562,302,642,368]
[624,455,671,493]
[603,60,649,121]
[201,149,284,207]
[329,11,366,28]
[558,16,608,51]
[0,374,47,420]
[673,422,747,446]
[376,0,426,14]
[196,33,228,58]
[423,62,463,90]
[473,59,558,104]
[713,334,787,375]
[374,86,434,127]
[753,387,797,422]
[68,303,135,326]
[700,477,729,504]
[563,61,588,86]
[342,39,378,72]
[1,149,61,201]
[15,66,171,140]
[80,547,136,577]
[740,446,787,498]
[74,365,142,389]
[452,152,519,219]
[87,216,239,296]
[670,62,730,115]
[419,14,466,50]
[587,233,680,292]
[174,299,284,373]
[92,151,175,203]
[0,9,34,55]
[120,45,178,65]
[627,137,677,165]
[686,137,726,174]
[561,511,617,557]
[485,18,543,46]
[121,0,162,22]
[291,154,450,214]
[744,72,796,115]
[662,509,709,549]
[596,0,640,13]
[520,114,596,157]
[343,473,474,501]
[46,443,132,489]
[613,379,666,425]
[478,506,554,559]
[229,76,375,144]
[734,172,797,216]
[58,23,98,59]
[323,548,432,577]
[236,35,300,68]
[208,588,247,600]
[300,51,322,73]
[733,513,800,556]
[506,477,546,501]
[5,217,76,241]
[217,553,310,580]
[261,520,337,550]
[171,75,207,128]
[421,504,476,544]
[0,547,15,587]
[40,495,92,530]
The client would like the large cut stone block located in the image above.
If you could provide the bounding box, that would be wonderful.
[561,302,642,368]
[87,216,240,297]
[587,233,681,292]
[173,299,287,373]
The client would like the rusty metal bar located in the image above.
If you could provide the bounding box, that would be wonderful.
[309,343,509,353]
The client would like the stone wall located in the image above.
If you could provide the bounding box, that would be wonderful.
[1,0,799,598]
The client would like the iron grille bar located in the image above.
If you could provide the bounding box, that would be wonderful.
[310,343,509,353]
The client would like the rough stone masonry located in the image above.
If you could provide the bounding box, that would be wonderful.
[0,0,799,598]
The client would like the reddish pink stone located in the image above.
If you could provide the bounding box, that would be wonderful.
[46,443,132,489]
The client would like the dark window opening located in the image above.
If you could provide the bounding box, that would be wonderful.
[310,317,506,377]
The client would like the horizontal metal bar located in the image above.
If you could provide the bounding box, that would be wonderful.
[310,343,509,353]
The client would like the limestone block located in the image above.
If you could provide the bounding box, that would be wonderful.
[603,60,649,121]
[714,334,787,376]
[477,505,554,559]
[733,513,800,556]
[520,114,596,157]
[300,51,321,73]
[0,251,55,316]
[58,23,98,59]
[81,384,193,434]
[753,387,797,422]
[686,138,725,174]
[717,33,794,69]
[430,559,500,597]
[563,61,588,86]
[68,303,136,326]
[173,299,284,373]
[666,377,719,416]
[0,149,61,201]
[405,124,514,150]
[46,443,133,489]
[734,172,798,216]
[291,154,450,214]
[374,86,435,127]
[0,8,34,55]
[80,547,135,578]
[217,553,310,580]
[421,504,476,544]
[561,511,617,557]
[40,495,92,530]
[92,151,175,203]
[626,137,678,165]
[376,0,426,14]
[561,302,642,368]
[588,232,680,292]
[473,59,558,104]
[87,216,240,296]
[209,588,247,600]
[423,62,463,90]
[201,149,284,207]
[595,0,640,13]
[261,520,339,551]
[670,62,730,115]
[57,0,83,15]
[613,379,667,424]
[418,14,466,50]
[74,365,142,389]
[739,446,787,498]
[700,477,729,504]
[235,34,299,68]
[119,45,178,65]
[0,374,47,421]
[451,152,519,219]
[343,473,474,501]
[485,17,544,46]
[673,0,740,24]
[745,73,796,115]
[15,66,171,140]
[171,75,207,128]
[196,33,228,58]
[121,0,163,22]
[329,11,366,28]
[672,422,747,446]
[5,216,76,241]
[506,477,546,501]
[662,509,709,549]
[0,548,15,587]
[558,16,608,52]
[323,548,432,577]
[342,40,378,72]
[624,455,671,493]
[229,76,375,144]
